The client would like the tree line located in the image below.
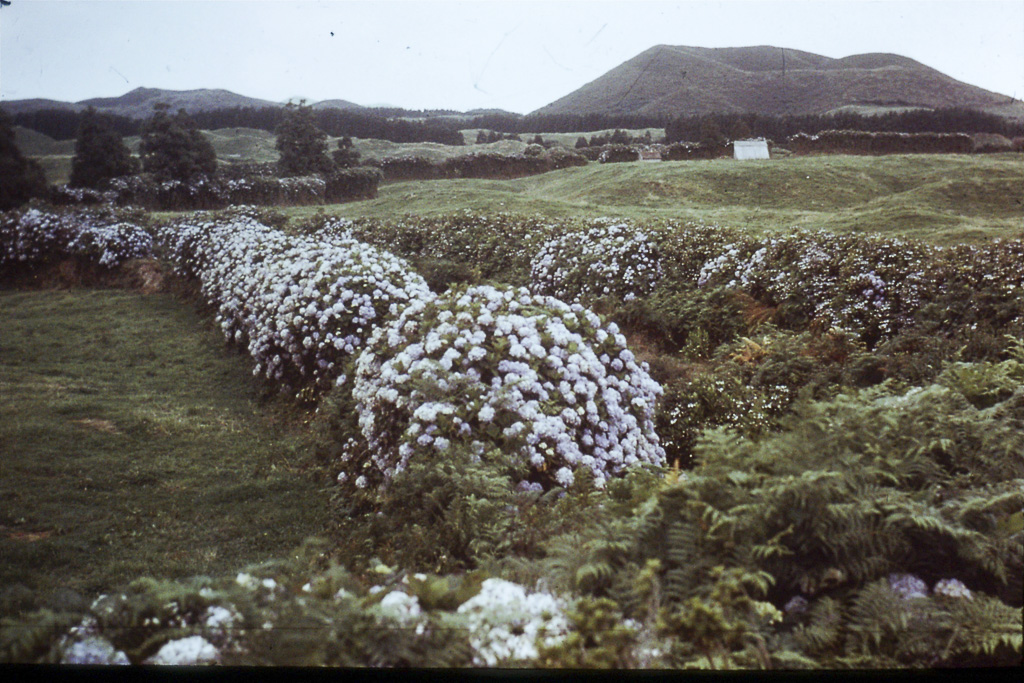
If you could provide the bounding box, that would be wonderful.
[663,108,1024,143]
[9,105,465,146]
[11,104,1022,148]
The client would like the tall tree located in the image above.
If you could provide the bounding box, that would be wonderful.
[70,107,139,188]
[0,109,48,210]
[140,104,217,182]
[275,101,334,176]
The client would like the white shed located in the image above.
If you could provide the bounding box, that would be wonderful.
[733,139,770,160]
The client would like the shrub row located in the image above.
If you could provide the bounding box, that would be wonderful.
[0,207,153,276]
[0,546,578,667]
[157,207,430,398]
[160,211,666,490]
[49,169,382,211]
[784,129,974,155]
[370,148,588,182]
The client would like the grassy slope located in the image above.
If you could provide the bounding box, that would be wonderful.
[313,153,1024,243]
[0,290,329,596]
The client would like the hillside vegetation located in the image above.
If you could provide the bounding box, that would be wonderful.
[535,45,1017,117]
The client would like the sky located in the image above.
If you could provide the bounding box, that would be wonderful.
[1,0,1022,114]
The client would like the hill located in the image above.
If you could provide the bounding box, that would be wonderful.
[2,87,367,119]
[312,99,364,111]
[533,45,1019,117]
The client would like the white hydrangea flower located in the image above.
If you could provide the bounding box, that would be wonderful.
[378,591,423,622]
[456,579,571,666]
[144,636,219,665]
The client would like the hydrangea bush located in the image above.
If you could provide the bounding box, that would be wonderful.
[1,207,153,272]
[696,230,935,343]
[348,284,666,491]
[159,208,431,396]
[530,221,663,303]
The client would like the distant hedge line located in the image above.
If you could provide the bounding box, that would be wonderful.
[369,148,588,182]
[50,168,382,210]
[785,130,975,155]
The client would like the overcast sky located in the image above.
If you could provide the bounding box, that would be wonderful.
[1,0,1022,113]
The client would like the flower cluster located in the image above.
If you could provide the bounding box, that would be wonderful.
[530,221,663,303]
[0,207,153,271]
[159,208,431,396]
[350,284,665,490]
[456,579,571,666]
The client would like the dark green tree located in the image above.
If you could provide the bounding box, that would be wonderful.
[475,130,489,144]
[276,101,334,176]
[575,136,589,149]
[609,129,629,145]
[531,134,545,145]
[140,104,217,182]
[331,136,361,168]
[70,107,139,188]
[0,108,48,210]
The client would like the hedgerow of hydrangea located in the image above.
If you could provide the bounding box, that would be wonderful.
[696,229,935,342]
[1,208,153,271]
[159,209,432,395]
[530,221,663,303]
[350,284,665,490]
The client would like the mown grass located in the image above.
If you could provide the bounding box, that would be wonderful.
[0,289,330,598]
[306,152,1023,243]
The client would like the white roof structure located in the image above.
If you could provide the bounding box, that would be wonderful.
[734,139,770,160]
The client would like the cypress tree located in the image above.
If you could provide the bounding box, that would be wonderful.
[140,104,217,181]
[0,109,48,210]
[70,107,138,188]
[275,101,334,176]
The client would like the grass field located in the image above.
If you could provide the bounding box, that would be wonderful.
[302,152,1024,243]
[0,289,330,598]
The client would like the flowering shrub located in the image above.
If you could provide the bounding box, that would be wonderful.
[159,208,431,396]
[0,207,153,273]
[529,221,663,303]
[456,578,571,666]
[348,285,666,491]
[696,230,939,344]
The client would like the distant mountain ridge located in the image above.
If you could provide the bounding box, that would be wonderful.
[532,45,1021,118]
[1,87,364,118]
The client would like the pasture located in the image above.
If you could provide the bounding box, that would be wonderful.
[0,289,329,597]
[316,153,1024,243]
